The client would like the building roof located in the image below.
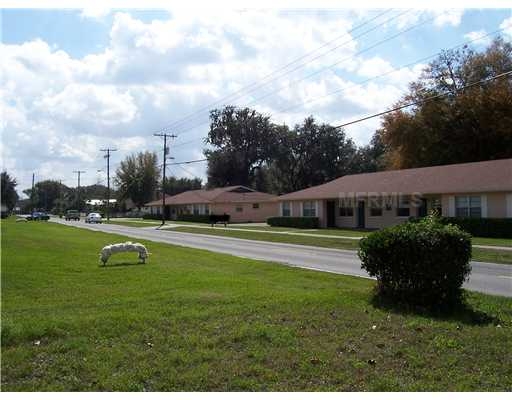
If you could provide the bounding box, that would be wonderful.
[277,158,512,201]
[145,185,276,206]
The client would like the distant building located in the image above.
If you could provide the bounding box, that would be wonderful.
[145,185,278,223]
[276,158,512,229]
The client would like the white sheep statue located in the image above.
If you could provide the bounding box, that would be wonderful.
[99,241,149,266]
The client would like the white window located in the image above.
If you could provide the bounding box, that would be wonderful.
[456,196,481,218]
[193,204,200,215]
[282,202,291,217]
[302,201,316,217]
[205,204,210,215]
[235,205,243,212]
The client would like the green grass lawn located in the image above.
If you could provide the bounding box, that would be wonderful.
[169,226,512,264]
[471,237,512,247]
[2,219,512,391]
[228,226,370,237]
[114,218,510,246]
[105,220,161,228]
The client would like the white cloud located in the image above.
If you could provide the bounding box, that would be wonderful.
[80,8,111,20]
[500,17,512,39]
[464,29,491,46]
[35,84,138,127]
[3,9,462,193]
[433,9,464,27]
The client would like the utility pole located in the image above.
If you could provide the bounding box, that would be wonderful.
[153,132,177,226]
[59,180,63,217]
[31,173,35,213]
[100,148,117,221]
[73,170,86,216]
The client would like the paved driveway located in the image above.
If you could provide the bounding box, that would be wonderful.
[52,219,512,297]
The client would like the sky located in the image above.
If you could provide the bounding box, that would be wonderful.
[1,7,512,194]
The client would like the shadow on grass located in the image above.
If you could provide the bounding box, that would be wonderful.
[369,291,501,326]
[100,261,146,268]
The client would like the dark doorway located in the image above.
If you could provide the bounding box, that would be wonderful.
[357,201,365,228]
[418,198,428,217]
[326,200,336,228]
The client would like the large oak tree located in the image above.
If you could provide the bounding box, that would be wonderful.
[377,37,512,169]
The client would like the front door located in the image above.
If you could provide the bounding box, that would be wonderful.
[357,201,365,228]
[418,198,428,217]
[326,200,336,228]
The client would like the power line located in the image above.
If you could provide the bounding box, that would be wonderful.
[154,9,403,134]
[170,27,509,146]
[169,158,208,165]
[176,164,203,181]
[170,10,438,138]
[332,69,512,129]
[167,70,512,167]
[100,148,117,221]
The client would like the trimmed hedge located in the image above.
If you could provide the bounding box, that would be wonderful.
[358,217,472,307]
[176,214,212,224]
[267,216,320,229]
[410,216,512,238]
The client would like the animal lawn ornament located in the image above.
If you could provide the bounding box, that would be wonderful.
[99,241,149,266]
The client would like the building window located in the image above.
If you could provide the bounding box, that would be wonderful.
[252,203,259,209]
[282,202,291,217]
[193,204,200,215]
[339,206,353,217]
[456,196,481,218]
[430,198,442,215]
[235,205,243,212]
[397,196,410,217]
[370,207,382,217]
[302,201,316,217]
[205,204,210,215]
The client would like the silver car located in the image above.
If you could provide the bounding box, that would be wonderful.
[85,212,102,223]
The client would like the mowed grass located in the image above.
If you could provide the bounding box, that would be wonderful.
[2,220,512,391]
[113,219,511,247]
[169,226,361,250]
[169,226,512,264]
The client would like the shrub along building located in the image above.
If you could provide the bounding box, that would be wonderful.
[276,158,512,229]
[145,185,278,223]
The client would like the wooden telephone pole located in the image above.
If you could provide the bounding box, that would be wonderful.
[153,132,177,226]
[100,148,117,221]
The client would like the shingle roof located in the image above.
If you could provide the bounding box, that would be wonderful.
[277,158,512,201]
[145,185,276,206]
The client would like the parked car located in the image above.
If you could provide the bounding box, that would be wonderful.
[27,212,50,221]
[85,212,102,224]
[65,210,80,221]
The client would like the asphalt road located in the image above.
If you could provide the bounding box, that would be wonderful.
[52,219,512,297]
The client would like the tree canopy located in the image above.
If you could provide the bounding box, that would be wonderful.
[115,151,160,209]
[204,106,278,190]
[267,117,359,194]
[377,37,512,169]
[163,176,202,196]
[1,171,19,211]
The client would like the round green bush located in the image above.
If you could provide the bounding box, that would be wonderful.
[358,217,472,307]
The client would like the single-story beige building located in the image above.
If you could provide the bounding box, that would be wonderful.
[276,158,512,229]
[145,185,278,223]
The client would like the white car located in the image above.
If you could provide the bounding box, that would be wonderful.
[85,212,102,224]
